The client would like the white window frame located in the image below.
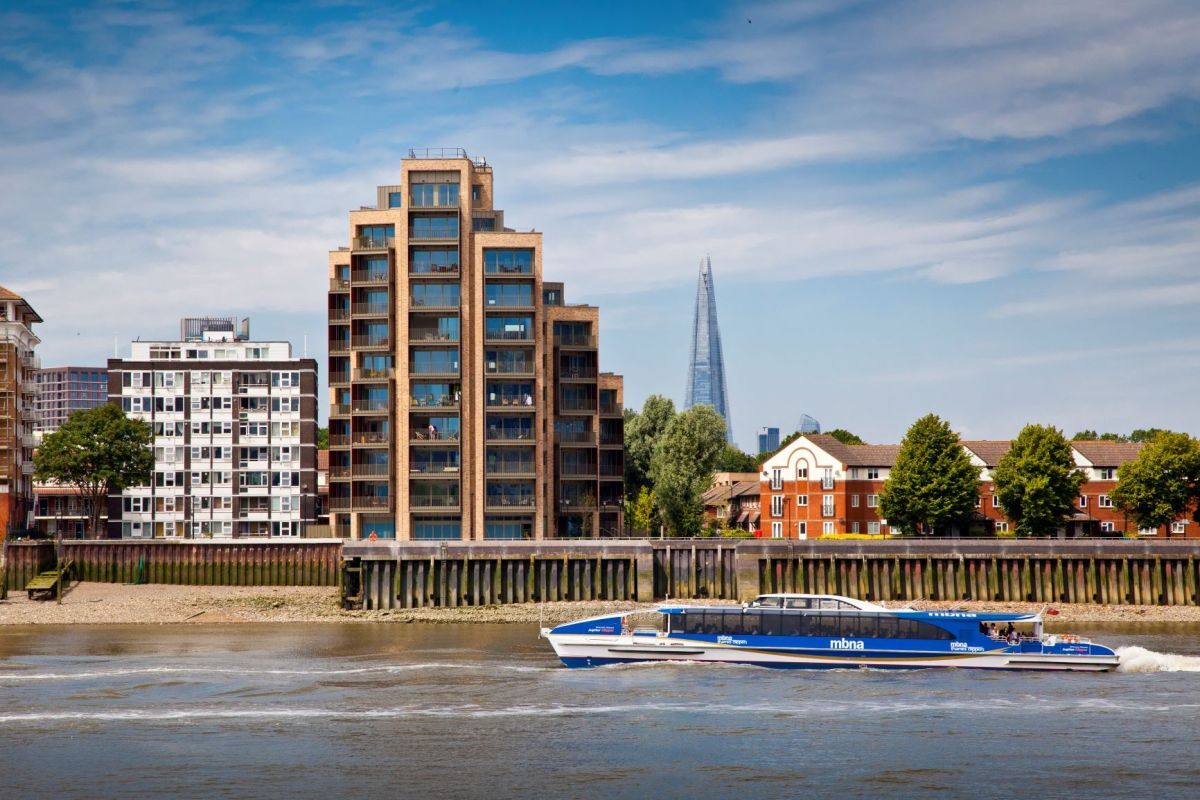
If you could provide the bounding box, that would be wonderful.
[995,521,1009,533]
[796,495,808,507]
[1098,495,1113,508]
[1171,521,1187,534]
[1100,521,1115,533]
[821,495,834,517]
[851,521,860,533]
[1079,495,1088,508]
[867,494,879,508]
[866,468,880,480]
[771,522,782,539]
[822,521,835,535]
[851,494,860,508]
[770,495,783,517]
[821,468,834,490]
[867,521,881,535]
[770,468,783,491]
[796,464,808,479]
[992,495,1000,508]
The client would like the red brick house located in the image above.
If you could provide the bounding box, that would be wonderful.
[759,435,1194,539]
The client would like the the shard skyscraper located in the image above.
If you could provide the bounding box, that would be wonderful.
[685,256,733,442]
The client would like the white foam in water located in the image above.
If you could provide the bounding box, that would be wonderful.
[1116,646,1200,673]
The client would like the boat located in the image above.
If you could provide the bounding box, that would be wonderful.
[541,593,1119,672]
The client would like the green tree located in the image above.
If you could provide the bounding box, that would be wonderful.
[713,442,758,473]
[992,424,1086,537]
[1111,432,1200,537]
[827,428,866,445]
[1072,430,1125,442]
[34,405,153,538]
[317,426,329,449]
[650,405,728,536]
[880,414,980,536]
[625,486,661,535]
[624,394,676,499]
[1129,428,1171,443]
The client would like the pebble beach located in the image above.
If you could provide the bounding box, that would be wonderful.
[3,582,1200,625]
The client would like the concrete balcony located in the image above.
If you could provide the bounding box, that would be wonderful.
[330,277,350,292]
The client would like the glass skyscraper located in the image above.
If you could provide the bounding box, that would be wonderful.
[684,256,732,442]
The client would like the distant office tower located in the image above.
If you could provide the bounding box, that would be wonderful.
[326,148,625,541]
[34,366,108,433]
[0,285,42,538]
[685,256,732,441]
[107,318,318,539]
[757,426,780,454]
[798,414,821,434]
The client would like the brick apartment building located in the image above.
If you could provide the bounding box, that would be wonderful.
[326,148,624,540]
[759,433,1192,539]
[0,286,41,538]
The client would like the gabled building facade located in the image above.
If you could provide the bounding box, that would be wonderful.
[761,434,1193,539]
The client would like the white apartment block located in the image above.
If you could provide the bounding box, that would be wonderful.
[107,318,318,539]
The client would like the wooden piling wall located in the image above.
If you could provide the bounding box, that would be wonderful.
[345,539,1200,610]
[3,540,342,588]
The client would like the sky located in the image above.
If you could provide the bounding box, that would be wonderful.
[2,0,1199,449]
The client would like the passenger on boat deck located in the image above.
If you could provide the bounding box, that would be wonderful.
[1006,629,1019,644]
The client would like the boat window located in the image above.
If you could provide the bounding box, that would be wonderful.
[784,598,812,609]
[759,610,784,636]
[876,617,900,638]
[755,596,783,608]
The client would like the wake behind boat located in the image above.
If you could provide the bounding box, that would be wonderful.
[541,593,1119,672]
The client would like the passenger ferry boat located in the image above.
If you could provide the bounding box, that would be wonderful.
[541,593,1119,672]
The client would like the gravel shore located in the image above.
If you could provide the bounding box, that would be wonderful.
[2,582,1200,625]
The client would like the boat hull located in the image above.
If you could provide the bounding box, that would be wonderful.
[545,634,1119,672]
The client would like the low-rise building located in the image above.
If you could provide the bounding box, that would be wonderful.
[32,483,106,538]
[702,471,761,532]
[760,434,1192,539]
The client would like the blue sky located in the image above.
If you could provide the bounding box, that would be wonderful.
[3,0,1200,449]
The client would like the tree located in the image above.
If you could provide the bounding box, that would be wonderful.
[317,427,329,449]
[1072,430,1125,442]
[827,428,866,445]
[992,424,1085,537]
[1129,428,1171,443]
[713,442,758,473]
[1111,432,1200,536]
[625,486,661,535]
[34,405,153,538]
[624,395,676,499]
[650,405,728,536]
[880,414,980,536]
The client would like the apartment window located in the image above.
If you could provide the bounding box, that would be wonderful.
[770,468,783,491]
[821,495,834,517]
[992,495,1000,508]
[272,371,300,388]
[484,249,533,274]
[387,191,402,208]
[851,494,860,508]
[771,522,782,539]
[1100,521,1115,533]
[974,497,982,508]
[796,464,808,479]
[823,522,835,535]
[867,494,879,508]
[1098,468,1116,480]
[1172,521,1187,534]
[866,468,880,480]
[1079,495,1088,508]
[1139,526,1158,536]
[995,521,1009,533]
[797,522,807,538]
[410,216,458,240]
[272,521,296,537]
[796,495,808,507]
[1098,495,1113,508]
[851,522,860,533]
[821,468,834,490]
[868,521,881,535]
[770,495,783,517]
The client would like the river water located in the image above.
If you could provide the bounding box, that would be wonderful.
[1,622,1199,799]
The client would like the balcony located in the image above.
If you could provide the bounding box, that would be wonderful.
[410,495,461,510]
[408,147,469,159]
[411,396,458,409]
[351,271,390,286]
[409,263,460,277]
[484,330,533,344]
[558,367,597,381]
[485,496,536,510]
[328,434,350,448]
[330,340,349,355]
[352,303,390,317]
[329,371,350,386]
[329,496,351,511]
[329,307,350,321]
[329,465,351,480]
[409,331,459,344]
[599,462,624,479]
[559,496,598,511]
[559,465,597,479]
[329,277,350,292]
[600,401,623,416]
[353,367,394,382]
[408,226,459,243]
[559,398,597,413]
[556,431,595,446]
[352,399,390,414]
[412,430,461,444]
[350,431,390,446]
[486,430,534,443]
[554,334,596,348]
[330,404,351,417]
[599,433,623,447]
[486,463,536,477]
[410,464,461,477]
[353,235,394,251]
[352,335,390,350]
[353,463,390,477]
[351,496,392,511]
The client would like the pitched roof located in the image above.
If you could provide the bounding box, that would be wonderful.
[0,284,43,322]
[960,440,1012,467]
[1071,440,1143,466]
[807,434,901,466]
[702,480,759,506]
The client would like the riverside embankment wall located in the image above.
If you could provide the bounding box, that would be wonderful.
[2,540,342,589]
[343,539,1200,610]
